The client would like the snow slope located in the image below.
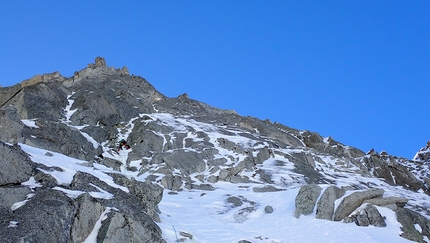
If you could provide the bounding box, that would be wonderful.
[19,144,417,243]
[16,111,430,243]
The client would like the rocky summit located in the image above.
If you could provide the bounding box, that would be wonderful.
[0,57,429,243]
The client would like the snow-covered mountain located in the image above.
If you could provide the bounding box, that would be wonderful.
[1,57,429,243]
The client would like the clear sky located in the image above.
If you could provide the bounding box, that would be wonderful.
[1,1,429,159]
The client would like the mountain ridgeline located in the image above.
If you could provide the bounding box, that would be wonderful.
[0,57,429,242]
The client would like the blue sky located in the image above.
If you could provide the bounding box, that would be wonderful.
[1,1,429,159]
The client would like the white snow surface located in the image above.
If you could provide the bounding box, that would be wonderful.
[21,177,42,189]
[158,184,412,243]
[63,93,77,123]
[20,143,129,192]
[21,119,39,128]
[17,112,430,243]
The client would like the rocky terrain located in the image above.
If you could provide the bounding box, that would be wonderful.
[0,57,429,243]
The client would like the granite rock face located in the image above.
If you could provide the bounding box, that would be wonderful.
[396,208,430,243]
[295,184,322,218]
[316,186,345,220]
[0,142,33,185]
[1,57,429,243]
[333,188,384,221]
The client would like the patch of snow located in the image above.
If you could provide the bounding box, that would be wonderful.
[21,119,39,128]
[19,143,129,192]
[8,221,19,228]
[11,193,35,211]
[53,187,85,199]
[80,131,100,149]
[63,93,77,123]
[21,177,42,189]
[89,183,114,199]
[415,223,423,233]
[53,184,114,200]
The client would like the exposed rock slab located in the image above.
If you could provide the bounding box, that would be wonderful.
[347,204,386,227]
[397,208,430,243]
[0,142,33,185]
[0,189,76,243]
[316,186,345,220]
[333,188,384,221]
[364,196,409,210]
[0,186,31,209]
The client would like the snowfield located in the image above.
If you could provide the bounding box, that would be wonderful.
[14,111,430,243]
[16,150,425,242]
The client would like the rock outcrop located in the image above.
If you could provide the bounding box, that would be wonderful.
[333,188,384,221]
[315,186,345,220]
[71,56,130,84]
[295,184,322,218]
[0,142,33,185]
[397,208,430,243]
[414,141,430,162]
[345,204,386,227]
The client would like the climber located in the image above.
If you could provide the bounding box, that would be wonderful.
[117,139,130,151]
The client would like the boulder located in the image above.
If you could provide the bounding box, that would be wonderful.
[229,175,250,184]
[160,174,183,191]
[264,205,274,214]
[253,185,283,193]
[185,183,215,191]
[316,186,345,220]
[81,125,110,144]
[364,196,409,210]
[347,204,386,227]
[227,196,243,207]
[295,184,322,218]
[179,231,193,240]
[333,188,384,221]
